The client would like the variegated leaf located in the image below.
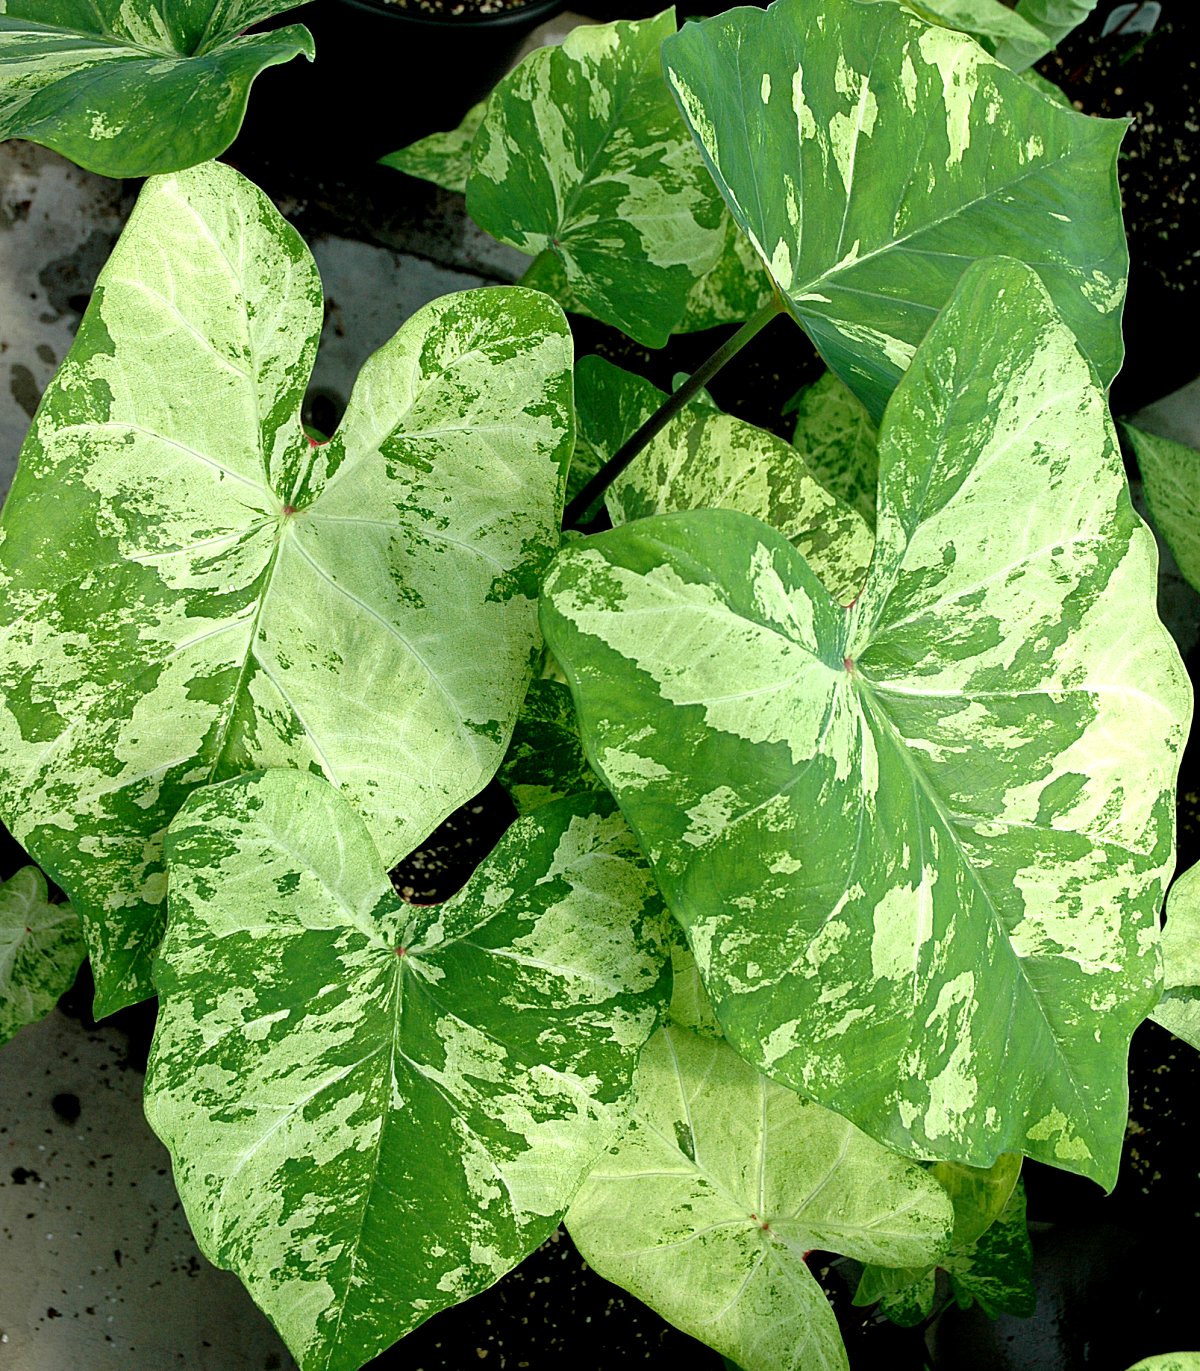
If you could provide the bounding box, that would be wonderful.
[147,770,671,1371]
[541,258,1190,1185]
[786,370,879,529]
[1150,862,1200,1051]
[0,0,313,177]
[1123,423,1200,598]
[379,99,487,195]
[661,0,1127,418]
[495,678,605,815]
[566,1014,953,1371]
[576,356,874,606]
[467,9,725,348]
[0,160,573,1015]
[0,865,83,1046]
[993,0,1098,72]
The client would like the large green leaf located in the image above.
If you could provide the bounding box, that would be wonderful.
[576,355,874,606]
[786,370,879,529]
[1123,424,1200,597]
[467,10,725,348]
[147,770,670,1371]
[0,865,83,1046]
[0,160,573,1015]
[0,0,313,177]
[541,259,1190,1185]
[566,1014,953,1371]
[661,0,1127,418]
[993,0,1098,72]
[1150,863,1200,1051]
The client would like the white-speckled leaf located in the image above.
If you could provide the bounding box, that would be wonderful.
[0,0,313,177]
[576,356,874,606]
[0,160,573,1016]
[786,370,879,529]
[566,1017,953,1371]
[993,0,1098,72]
[541,259,1191,1186]
[1123,424,1200,598]
[379,100,487,195]
[467,10,725,348]
[146,769,670,1371]
[0,865,83,1046]
[1150,863,1200,1051]
[662,0,1127,418]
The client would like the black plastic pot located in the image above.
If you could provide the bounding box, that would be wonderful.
[231,0,565,174]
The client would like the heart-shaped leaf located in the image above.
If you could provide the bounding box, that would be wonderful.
[576,356,873,606]
[0,865,83,1046]
[662,0,1127,418]
[1122,423,1200,598]
[1150,862,1200,1051]
[566,1012,953,1371]
[541,258,1190,1186]
[0,0,313,177]
[146,770,670,1371]
[467,9,725,348]
[0,160,573,1015]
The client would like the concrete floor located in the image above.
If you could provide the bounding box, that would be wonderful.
[1,37,1200,1371]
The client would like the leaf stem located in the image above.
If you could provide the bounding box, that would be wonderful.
[562,296,786,531]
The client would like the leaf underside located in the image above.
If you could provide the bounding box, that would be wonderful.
[541,258,1190,1186]
[147,771,670,1371]
[0,160,573,1014]
[0,0,314,176]
[662,0,1127,419]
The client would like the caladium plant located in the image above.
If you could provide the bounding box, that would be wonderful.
[0,0,1195,1369]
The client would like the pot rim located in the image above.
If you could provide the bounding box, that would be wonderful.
[331,0,565,30]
